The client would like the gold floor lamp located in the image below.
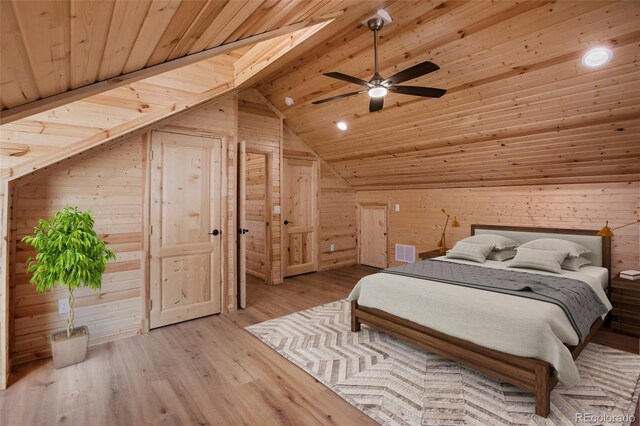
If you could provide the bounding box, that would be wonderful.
[597,219,640,237]
[437,208,460,254]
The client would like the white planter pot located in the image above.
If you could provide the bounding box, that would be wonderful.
[50,326,89,369]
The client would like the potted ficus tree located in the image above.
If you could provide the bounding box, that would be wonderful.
[22,206,115,369]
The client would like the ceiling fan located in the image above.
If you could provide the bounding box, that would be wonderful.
[312,16,447,112]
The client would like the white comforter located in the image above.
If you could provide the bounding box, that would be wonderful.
[347,257,612,387]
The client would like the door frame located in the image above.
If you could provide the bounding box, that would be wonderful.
[357,202,389,268]
[144,129,228,330]
[281,156,320,278]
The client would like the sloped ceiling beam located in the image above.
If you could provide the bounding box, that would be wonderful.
[233,21,332,89]
[2,0,393,181]
[237,0,397,94]
[0,17,336,126]
[2,21,335,181]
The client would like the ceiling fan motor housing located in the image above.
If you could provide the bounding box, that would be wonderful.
[367,17,385,32]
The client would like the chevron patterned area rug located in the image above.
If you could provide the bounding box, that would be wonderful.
[246,299,640,425]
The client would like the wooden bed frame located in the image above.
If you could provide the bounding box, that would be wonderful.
[351,225,610,417]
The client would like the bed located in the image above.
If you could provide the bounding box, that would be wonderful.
[348,224,612,417]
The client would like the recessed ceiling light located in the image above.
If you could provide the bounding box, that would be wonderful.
[284,97,294,106]
[581,47,613,68]
[336,121,348,131]
[368,86,387,98]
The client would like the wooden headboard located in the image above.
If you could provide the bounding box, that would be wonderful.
[471,224,611,273]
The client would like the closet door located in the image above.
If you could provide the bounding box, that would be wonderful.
[149,131,222,328]
[359,205,388,269]
[282,157,318,277]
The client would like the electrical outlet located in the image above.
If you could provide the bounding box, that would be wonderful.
[273,205,281,214]
[58,298,70,314]
[330,244,335,252]
[395,204,400,212]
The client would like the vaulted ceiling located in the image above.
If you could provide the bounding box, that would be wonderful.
[256,0,640,189]
[0,1,387,179]
[0,0,363,122]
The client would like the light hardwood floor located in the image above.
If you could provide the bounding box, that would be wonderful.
[0,264,637,425]
[0,265,378,426]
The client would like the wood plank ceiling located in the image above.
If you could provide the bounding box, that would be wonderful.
[256,0,640,189]
[0,20,333,179]
[0,0,352,118]
[0,52,238,178]
[0,0,393,179]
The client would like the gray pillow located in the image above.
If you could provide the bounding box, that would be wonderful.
[486,249,517,262]
[460,234,519,251]
[508,247,569,274]
[519,238,590,258]
[561,256,591,271]
[446,242,495,263]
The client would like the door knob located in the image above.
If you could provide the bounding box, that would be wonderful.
[284,220,292,225]
[209,229,221,236]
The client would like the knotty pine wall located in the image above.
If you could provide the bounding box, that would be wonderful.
[283,127,357,271]
[238,91,283,284]
[11,140,144,365]
[357,182,639,275]
[8,93,240,365]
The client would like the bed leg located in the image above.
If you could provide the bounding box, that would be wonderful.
[350,300,361,332]
[534,363,551,417]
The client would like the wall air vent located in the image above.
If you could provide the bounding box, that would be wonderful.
[395,244,416,263]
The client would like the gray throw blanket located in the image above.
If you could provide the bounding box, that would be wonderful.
[381,260,610,341]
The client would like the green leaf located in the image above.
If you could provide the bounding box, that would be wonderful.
[21,206,115,297]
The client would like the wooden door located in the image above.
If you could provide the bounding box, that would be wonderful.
[245,152,270,282]
[150,131,222,328]
[359,205,388,269]
[238,140,247,308]
[282,158,318,277]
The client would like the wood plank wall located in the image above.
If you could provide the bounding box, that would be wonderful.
[11,139,144,365]
[357,182,640,275]
[8,93,239,365]
[283,127,357,271]
[238,91,283,284]
[245,152,268,279]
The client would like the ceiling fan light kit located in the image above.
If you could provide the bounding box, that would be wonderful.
[368,86,387,98]
[313,11,447,113]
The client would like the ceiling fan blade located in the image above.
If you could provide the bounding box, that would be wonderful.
[369,96,384,112]
[324,72,373,87]
[389,85,447,98]
[382,61,440,85]
[312,90,368,105]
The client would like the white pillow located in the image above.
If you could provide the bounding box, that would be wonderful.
[561,256,591,271]
[519,238,590,258]
[508,247,569,274]
[486,249,517,262]
[460,234,519,251]
[446,242,495,263]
